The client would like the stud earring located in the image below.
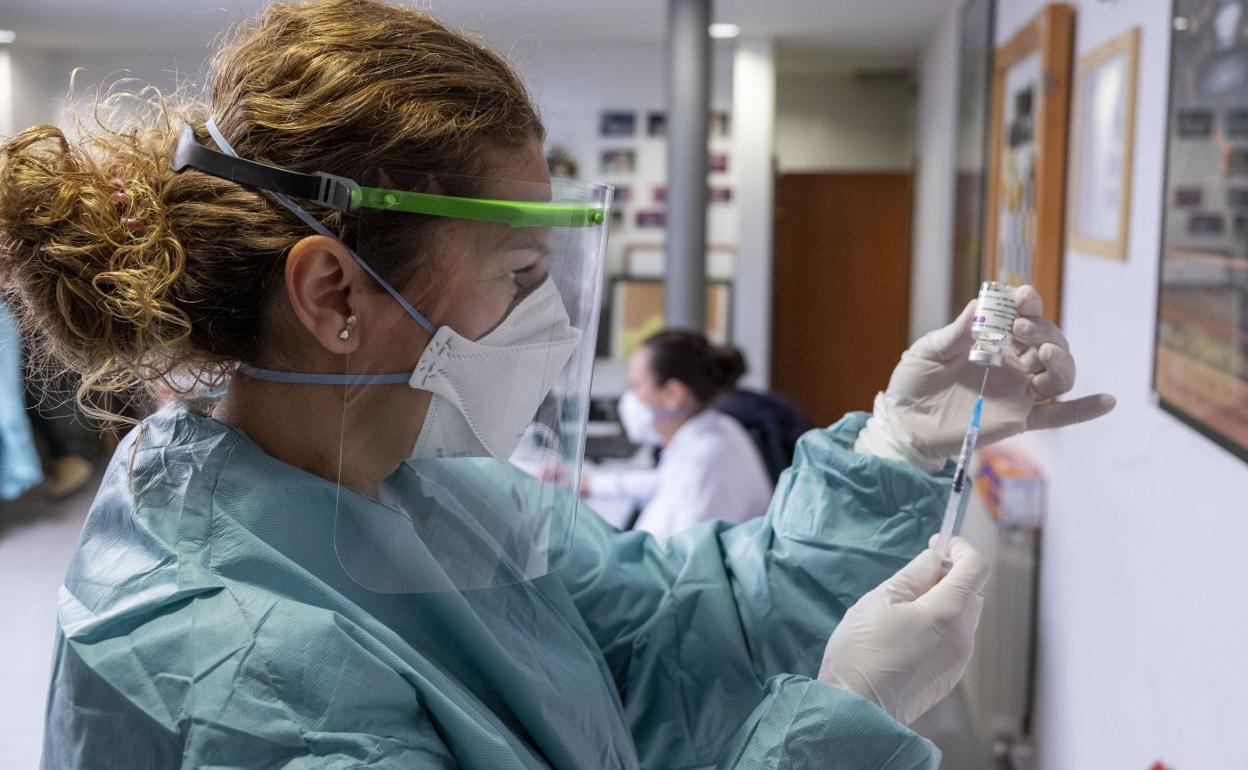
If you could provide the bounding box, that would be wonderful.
[338,314,358,341]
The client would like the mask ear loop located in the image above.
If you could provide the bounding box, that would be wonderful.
[203,118,437,337]
[334,353,349,517]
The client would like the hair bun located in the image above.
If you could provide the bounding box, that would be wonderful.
[710,343,747,389]
[0,122,190,406]
[641,328,748,405]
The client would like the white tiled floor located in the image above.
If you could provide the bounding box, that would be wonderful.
[0,481,95,770]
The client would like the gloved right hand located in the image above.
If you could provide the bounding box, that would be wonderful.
[818,538,989,725]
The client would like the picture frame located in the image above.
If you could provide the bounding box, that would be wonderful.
[985,3,1074,323]
[647,111,667,137]
[599,110,637,138]
[635,209,667,229]
[600,148,636,175]
[1068,27,1140,261]
[1153,0,1248,463]
[606,277,734,360]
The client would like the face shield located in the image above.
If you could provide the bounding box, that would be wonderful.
[174,122,610,593]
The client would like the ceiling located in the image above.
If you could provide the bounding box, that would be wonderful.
[3,0,950,63]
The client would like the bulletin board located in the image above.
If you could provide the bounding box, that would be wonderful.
[1154,0,1248,462]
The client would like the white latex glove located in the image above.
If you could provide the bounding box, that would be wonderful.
[855,285,1116,471]
[818,538,989,726]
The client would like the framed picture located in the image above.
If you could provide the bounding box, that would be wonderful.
[635,209,667,228]
[599,110,637,137]
[1068,27,1140,261]
[1229,148,1248,176]
[1154,0,1248,463]
[647,111,667,137]
[600,149,636,175]
[710,111,731,139]
[1225,109,1248,138]
[950,0,996,311]
[606,277,733,360]
[1186,212,1225,236]
[1174,186,1204,207]
[708,152,730,173]
[985,3,1074,323]
[1176,109,1213,138]
[545,145,578,179]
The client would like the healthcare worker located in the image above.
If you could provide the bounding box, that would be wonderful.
[586,329,773,541]
[0,1,1114,767]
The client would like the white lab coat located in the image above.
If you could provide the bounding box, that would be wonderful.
[588,409,773,542]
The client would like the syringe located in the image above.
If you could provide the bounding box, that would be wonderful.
[933,372,988,563]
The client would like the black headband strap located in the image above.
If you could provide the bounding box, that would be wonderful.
[170,123,359,211]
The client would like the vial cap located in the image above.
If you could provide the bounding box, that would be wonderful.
[968,348,1003,367]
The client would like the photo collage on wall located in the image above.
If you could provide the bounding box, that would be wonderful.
[1155,0,1248,461]
[595,109,734,231]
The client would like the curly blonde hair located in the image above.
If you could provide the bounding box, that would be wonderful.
[0,0,543,422]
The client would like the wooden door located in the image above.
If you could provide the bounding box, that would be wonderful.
[771,173,913,426]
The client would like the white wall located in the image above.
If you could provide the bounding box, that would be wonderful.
[775,72,915,172]
[8,44,56,131]
[5,45,210,133]
[909,1,960,342]
[915,2,1248,768]
[0,48,12,137]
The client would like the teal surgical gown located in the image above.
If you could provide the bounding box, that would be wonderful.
[42,405,952,769]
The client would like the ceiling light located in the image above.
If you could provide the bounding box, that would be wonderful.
[0,30,16,44]
[709,23,740,39]
[1173,17,1190,31]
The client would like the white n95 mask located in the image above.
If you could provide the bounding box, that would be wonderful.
[618,390,663,447]
[408,277,583,460]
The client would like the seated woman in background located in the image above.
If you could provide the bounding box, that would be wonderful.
[585,329,773,541]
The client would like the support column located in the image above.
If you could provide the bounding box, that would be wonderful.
[664,0,711,330]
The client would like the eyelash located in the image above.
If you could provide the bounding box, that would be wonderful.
[507,263,538,283]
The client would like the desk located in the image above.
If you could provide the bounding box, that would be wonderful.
[582,443,654,530]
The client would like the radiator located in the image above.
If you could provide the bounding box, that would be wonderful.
[956,453,1044,769]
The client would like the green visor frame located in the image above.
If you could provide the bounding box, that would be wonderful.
[171,123,606,228]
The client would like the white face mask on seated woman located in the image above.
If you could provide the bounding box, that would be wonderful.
[618,390,672,447]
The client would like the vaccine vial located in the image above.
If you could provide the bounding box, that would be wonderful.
[969,281,1018,367]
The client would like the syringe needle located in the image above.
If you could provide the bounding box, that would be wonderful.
[935,393,985,563]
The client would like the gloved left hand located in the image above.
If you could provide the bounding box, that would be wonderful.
[855,285,1116,470]
[818,538,989,726]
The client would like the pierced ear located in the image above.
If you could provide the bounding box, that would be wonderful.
[285,235,362,354]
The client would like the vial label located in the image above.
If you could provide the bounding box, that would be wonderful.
[972,286,1018,337]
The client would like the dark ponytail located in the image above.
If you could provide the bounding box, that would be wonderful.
[642,329,747,406]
